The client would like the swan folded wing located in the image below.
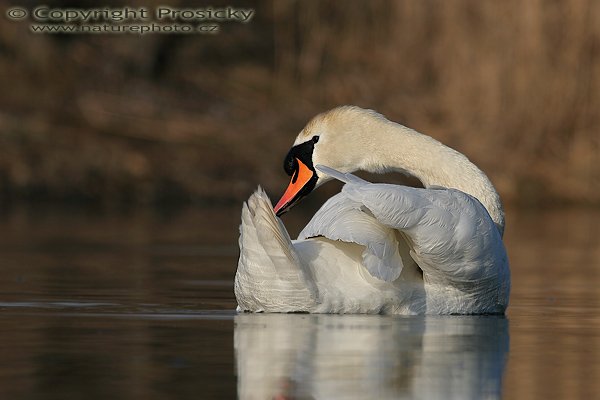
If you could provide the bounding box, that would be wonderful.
[298,192,404,282]
[341,181,504,279]
[342,183,462,247]
[315,165,439,232]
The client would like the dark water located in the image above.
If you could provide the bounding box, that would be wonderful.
[0,205,599,399]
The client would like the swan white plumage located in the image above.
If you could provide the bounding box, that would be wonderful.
[234,106,510,315]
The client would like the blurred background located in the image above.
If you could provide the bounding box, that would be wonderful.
[1,0,599,207]
[1,1,600,399]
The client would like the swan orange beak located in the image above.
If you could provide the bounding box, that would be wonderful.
[274,158,316,216]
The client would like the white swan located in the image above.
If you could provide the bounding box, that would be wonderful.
[235,106,510,315]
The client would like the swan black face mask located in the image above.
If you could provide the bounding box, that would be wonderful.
[273,138,319,216]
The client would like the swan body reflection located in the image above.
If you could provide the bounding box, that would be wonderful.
[234,314,508,400]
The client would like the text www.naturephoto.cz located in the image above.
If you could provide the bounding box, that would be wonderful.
[29,23,219,34]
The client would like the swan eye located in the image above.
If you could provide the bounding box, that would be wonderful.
[312,136,319,143]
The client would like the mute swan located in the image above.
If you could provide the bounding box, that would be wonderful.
[235,106,510,315]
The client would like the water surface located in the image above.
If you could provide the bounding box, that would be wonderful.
[0,205,598,399]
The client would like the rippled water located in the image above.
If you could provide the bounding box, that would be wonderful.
[0,205,598,399]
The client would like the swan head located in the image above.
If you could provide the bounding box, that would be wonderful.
[274,106,383,216]
[272,106,506,236]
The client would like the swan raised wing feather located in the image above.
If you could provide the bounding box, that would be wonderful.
[299,191,405,282]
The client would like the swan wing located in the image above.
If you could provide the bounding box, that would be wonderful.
[315,164,368,185]
[299,191,405,283]
[317,166,506,283]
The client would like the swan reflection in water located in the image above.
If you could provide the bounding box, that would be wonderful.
[234,314,508,400]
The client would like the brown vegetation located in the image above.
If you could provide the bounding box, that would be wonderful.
[0,0,599,206]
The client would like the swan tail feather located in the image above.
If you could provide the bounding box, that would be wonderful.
[235,187,317,312]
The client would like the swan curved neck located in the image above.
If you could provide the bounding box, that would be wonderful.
[355,117,505,235]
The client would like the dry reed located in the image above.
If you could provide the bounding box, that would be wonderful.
[0,0,598,205]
